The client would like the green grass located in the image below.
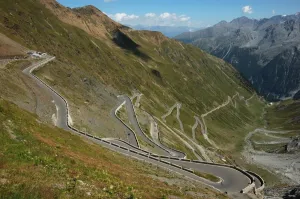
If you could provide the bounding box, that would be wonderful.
[265,100,300,131]
[252,142,286,153]
[0,0,269,193]
[165,109,181,131]
[0,99,229,199]
[157,120,198,160]
[272,131,300,138]
[251,133,280,143]
[139,122,151,138]
[132,97,137,107]
[117,105,134,130]
[0,0,264,151]
[193,171,220,183]
[243,164,281,187]
[178,106,194,137]
[205,96,264,152]
[0,60,31,99]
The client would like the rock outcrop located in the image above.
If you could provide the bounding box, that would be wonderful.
[286,137,300,153]
[175,14,300,101]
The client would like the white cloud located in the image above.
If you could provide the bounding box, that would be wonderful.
[110,13,139,22]
[179,15,190,22]
[160,12,173,19]
[108,12,192,26]
[272,10,276,15]
[158,13,190,21]
[145,13,156,18]
[242,5,253,14]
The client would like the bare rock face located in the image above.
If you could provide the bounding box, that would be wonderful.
[294,91,300,100]
[175,14,300,101]
[265,186,300,199]
[286,137,300,153]
[283,187,300,199]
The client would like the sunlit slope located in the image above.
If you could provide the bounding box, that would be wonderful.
[0,0,263,153]
[0,99,227,199]
[266,100,300,131]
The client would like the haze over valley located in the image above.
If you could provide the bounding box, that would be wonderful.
[0,0,299,198]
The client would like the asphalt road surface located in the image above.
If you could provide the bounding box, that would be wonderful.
[118,95,186,158]
[111,100,139,147]
[22,57,259,194]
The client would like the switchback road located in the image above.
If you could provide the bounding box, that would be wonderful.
[22,56,262,195]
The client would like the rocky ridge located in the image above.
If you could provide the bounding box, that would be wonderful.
[175,14,300,101]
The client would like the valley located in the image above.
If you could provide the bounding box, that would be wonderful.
[0,0,299,198]
[175,15,300,101]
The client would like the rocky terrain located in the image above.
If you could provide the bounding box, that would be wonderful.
[0,0,265,160]
[175,14,300,101]
[283,187,300,199]
[265,185,300,199]
[2,0,300,198]
[286,137,300,153]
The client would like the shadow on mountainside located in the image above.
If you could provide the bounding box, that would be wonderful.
[112,29,150,61]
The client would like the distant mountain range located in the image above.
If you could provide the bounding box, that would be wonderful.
[130,25,201,37]
[175,13,300,101]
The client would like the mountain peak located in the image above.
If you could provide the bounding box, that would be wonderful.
[234,16,250,20]
[39,0,126,40]
[215,20,228,26]
[175,13,300,101]
[229,16,257,28]
[230,16,254,24]
[72,5,104,16]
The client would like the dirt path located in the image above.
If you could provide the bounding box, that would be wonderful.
[149,114,159,143]
[245,94,255,106]
[192,116,198,140]
[162,102,184,133]
[200,96,232,147]
[161,103,213,161]
[253,131,291,145]
[134,93,143,108]
[176,103,185,133]
[243,128,300,184]
[199,93,241,148]
[155,116,203,160]
[160,94,240,160]
[161,103,178,122]
[192,116,206,140]
[160,113,212,161]
[173,128,212,162]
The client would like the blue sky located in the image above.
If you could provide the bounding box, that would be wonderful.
[57,0,300,27]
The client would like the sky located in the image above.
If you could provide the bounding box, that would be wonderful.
[57,0,300,28]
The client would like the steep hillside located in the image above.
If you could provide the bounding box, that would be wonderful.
[243,99,300,189]
[0,32,27,58]
[0,33,28,68]
[39,0,126,40]
[175,15,300,101]
[131,25,201,37]
[0,98,225,199]
[266,99,300,131]
[0,0,265,175]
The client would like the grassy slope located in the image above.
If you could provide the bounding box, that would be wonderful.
[0,0,282,192]
[0,99,228,199]
[240,100,300,186]
[0,0,263,146]
[265,100,300,131]
[205,96,264,152]
[0,32,27,57]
